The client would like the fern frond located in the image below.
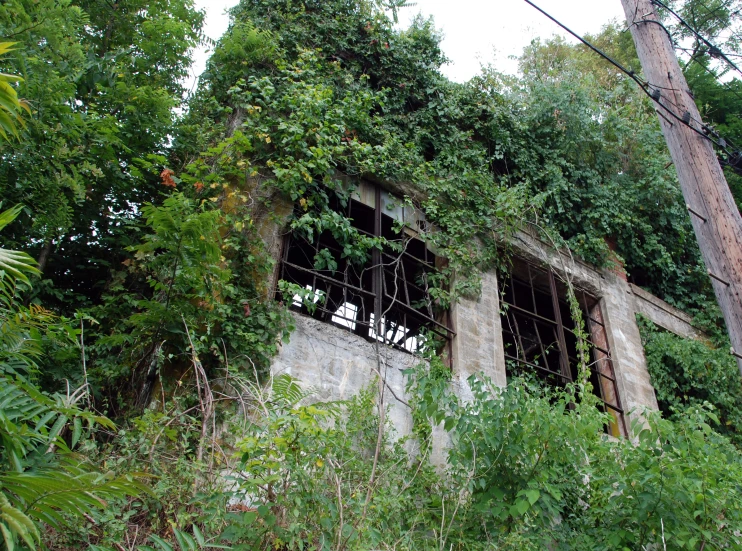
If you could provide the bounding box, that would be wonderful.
[271,374,314,407]
[1,468,149,532]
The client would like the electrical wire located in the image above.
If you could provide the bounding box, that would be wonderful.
[654,0,742,159]
[521,0,737,156]
[676,1,742,169]
[685,54,742,105]
[658,5,742,103]
[652,0,742,77]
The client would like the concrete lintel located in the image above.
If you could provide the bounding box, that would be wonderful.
[510,231,604,296]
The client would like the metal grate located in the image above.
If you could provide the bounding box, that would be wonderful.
[277,182,453,356]
[500,259,627,437]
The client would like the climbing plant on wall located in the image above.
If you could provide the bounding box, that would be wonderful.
[639,316,742,446]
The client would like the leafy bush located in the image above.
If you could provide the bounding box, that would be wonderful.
[409,367,742,550]
[0,205,146,550]
[223,375,443,550]
[639,315,742,446]
[148,368,742,551]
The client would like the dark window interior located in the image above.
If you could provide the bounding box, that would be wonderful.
[278,182,453,356]
[500,258,627,437]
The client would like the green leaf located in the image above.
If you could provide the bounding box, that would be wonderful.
[71,417,82,449]
[148,534,174,551]
[192,525,205,546]
[524,489,540,505]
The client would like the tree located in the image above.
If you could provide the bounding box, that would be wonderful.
[0,0,204,309]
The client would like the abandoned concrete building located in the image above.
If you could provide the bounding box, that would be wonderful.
[265,178,703,439]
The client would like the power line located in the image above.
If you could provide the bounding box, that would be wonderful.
[651,0,742,78]
[521,0,737,156]
[684,53,742,106]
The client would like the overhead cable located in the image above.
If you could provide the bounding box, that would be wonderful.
[521,0,737,156]
[651,0,742,78]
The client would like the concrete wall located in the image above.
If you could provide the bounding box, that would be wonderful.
[271,313,419,440]
[599,273,660,420]
[270,227,672,441]
[450,270,508,395]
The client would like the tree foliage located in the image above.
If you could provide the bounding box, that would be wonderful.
[639,316,742,445]
[0,0,204,308]
[3,0,742,548]
[0,205,146,551]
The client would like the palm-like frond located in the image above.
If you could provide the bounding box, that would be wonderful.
[0,374,146,550]
[0,43,29,141]
[0,205,39,294]
[0,250,38,286]
[0,305,57,376]
[0,491,39,551]
[0,375,115,471]
[1,468,149,530]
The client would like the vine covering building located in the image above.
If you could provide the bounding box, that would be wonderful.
[262,176,702,441]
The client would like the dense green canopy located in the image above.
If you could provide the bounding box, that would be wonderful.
[3,0,742,548]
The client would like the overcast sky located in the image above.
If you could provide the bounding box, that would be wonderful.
[188,0,627,87]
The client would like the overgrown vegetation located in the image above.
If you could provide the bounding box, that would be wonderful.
[639,316,742,446]
[2,0,742,548]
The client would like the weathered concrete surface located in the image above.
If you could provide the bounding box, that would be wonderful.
[451,270,508,395]
[270,225,667,445]
[271,313,419,439]
[600,273,660,424]
[511,231,604,295]
[630,283,707,341]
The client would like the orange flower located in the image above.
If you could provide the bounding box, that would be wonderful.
[160,168,176,188]
[194,181,204,193]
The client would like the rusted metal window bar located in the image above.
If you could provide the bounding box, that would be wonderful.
[278,184,454,355]
[501,260,627,437]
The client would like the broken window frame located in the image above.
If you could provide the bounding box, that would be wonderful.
[277,181,454,356]
[500,259,628,437]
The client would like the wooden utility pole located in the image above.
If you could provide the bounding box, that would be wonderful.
[620,0,742,374]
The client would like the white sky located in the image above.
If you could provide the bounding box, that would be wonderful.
[188,0,627,87]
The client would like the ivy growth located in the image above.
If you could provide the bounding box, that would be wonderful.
[638,315,742,446]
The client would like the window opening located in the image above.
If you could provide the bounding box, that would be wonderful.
[500,259,627,437]
[278,181,453,356]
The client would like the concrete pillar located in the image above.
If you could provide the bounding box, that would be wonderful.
[450,270,508,397]
[599,272,660,431]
